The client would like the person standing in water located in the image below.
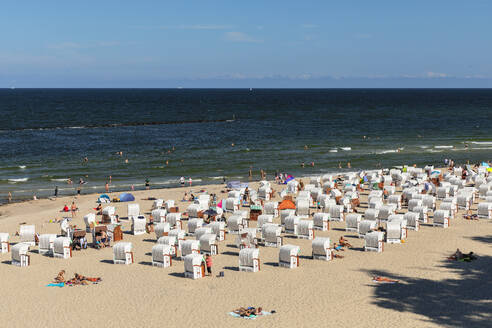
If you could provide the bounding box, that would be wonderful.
[54,186,58,197]
[145,178,150,190]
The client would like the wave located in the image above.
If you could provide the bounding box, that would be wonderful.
[19,165,26,169]
[377,149,398,154]
[469,141,492,145]
[418,145,430,149]
[434,145,454,149]
[2,119,236,132]
[51,178,68,182]
[329,149,338,153]
[8,178,29,182]
[340,147,351,151]
[209,176,225,180]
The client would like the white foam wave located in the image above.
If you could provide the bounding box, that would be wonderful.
[19,165,26,169]
[418,145,429,149]
[209,176,224,180]
[51,178,68,182]
[434,145,454,149]
[329,149,338,153]
[469,141,492,145]
[426,149,443,153]
[341,147,351,151]
[378,149,398,154]
[8,178,29,182]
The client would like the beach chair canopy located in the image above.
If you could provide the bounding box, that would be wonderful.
[119,193,135,202]
[278,199,296,210]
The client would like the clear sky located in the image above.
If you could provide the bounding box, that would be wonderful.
[1,1,491,87]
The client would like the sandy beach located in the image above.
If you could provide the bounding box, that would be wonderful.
[0,176,491,328]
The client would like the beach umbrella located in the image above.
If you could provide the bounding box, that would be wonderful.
[203,208,218,216]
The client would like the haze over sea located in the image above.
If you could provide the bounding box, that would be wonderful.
[1,88,492,203]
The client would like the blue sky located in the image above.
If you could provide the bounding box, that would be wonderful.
[1,1,491,87]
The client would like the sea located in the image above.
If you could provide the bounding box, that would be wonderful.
[1,88,492,203]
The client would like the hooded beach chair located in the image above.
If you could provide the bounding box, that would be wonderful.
[131,215,146,235]
[313,212,330,231]
[235,228,257,249]
[422,195,436,211]
[127,203,140,217]
[151,209,167,223]
[457,194,472,211]
[0,233,9,254]
[262,224,283,247]
[113,242,134,264]
[257,214,273,230]
[346,213,362,232]
[152,199,163,210]
[181,239,200,257]
[186,203,202,219]
[102,206,117,224]
[364,231,384,252]
[258,185,272,201]
[157,236,178,257]
[284,215,300,235]
[38,234,57,256]
[194,227,212,241]
[358,220,377,238]
[279,244,300,268]
[477,202,492,219]
[280,209,296,225]
[386,215,406,243]
[11,243,30,267]
[297,220,314,239]
[225,197,240,212]
[437,186,450,200]
[439,202,456,219]
[165,200,175,212]
[227,215,246,234]
[209,221,225,241]
[408,199,423,212]
[199,233,218,255]
[312,237,332,261]
[387,195,401,210]
[169,229,185,251]
[264,202,279,217]
[19,225,36,246]
[187,218,204,235]
[184,254,205,279]
[53,237,72,259]
[83,213,96,232]
[404,212,420,231]
[154,222,170,239]
[412,205,429,223]
[166,213,182,230]
[296,199,310,216]
[433,210,450,228]
[239,248,260,272]
[364,208,379,221]
[152,244,172,268]
[329,205,344,222]
[378,205,396,222]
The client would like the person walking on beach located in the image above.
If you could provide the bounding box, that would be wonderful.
[145,178,150,190]
[77,185,81,196]
[205,254,213,276]
[189,177,192,186]
[8,192,12,203]
[105,182,109,193]
[71,201,78,217]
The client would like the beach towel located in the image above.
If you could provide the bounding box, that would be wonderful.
[46,282,65,287]
[372,277,398,284]
[228,311,272,320]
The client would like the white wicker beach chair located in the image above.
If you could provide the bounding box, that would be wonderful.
[364,231,384,252]
[279,244,300,268]
[433,210,450,228]
[155,222,170,239]
[404,212,420,231]
[235,228,257,249]
[312,237,332,261]
[313,213,330,231]
[439,202,456,219]
[166,212,182,230]
[378,205,396,221]
[199,233,218,255]
[102,206,117,224]
[152,199,163,210]
[262,224,282,247]
[329,205,344,221]
[239,247,260,272]
[0,233,9,254]
[157,236,178,256]
[227,215,246,234]
[181,239,200,257]
[187,218,204,235]
[151,208,167,223]
[152,244,172,268]
[225,197,240,212]
[131,215,146,235]
[164,200,175,211]
[412,205,429,223]
[457,194,472,211]
[127,203,140,217]
[364,208,379,221]
[280,209,296,225]
[296,199,310,216]
[53,237,72,259]
[257,214,273,230]
[11,242,30,266]
[264,202,278,217]
[169,229,185,251]
[83,213,96,232]
[113,242,134,264]
[38,234,57,256]
[284,215,300,235]
[358,220,377,238]
[346,213,362,232]
[186,203,202,219]
[19,225,35,246]
[297,220,314,239]
[387,195,401,210]
[477,202,492,219]
[194,227,212,241]
[184,254,205,279]
[209,221,225,241]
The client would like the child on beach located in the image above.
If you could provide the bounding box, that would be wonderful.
[205,254,213,276]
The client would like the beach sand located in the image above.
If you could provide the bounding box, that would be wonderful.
[0,179,491,328]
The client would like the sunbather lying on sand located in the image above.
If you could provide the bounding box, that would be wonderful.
[372,276,399,283]
[233,307,263,317]
[54,270,66,283]
[463,214,478,220]
[333,243,345,251]
[339,236,352,248]
[447,249,477,261]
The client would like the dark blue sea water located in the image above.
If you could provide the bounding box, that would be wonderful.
[1,88,492,203]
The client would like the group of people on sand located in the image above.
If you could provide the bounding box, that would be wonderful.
[54,270,102,286]
[233,306,264,317]
[61,201,78,217]
[448,249,477,262]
